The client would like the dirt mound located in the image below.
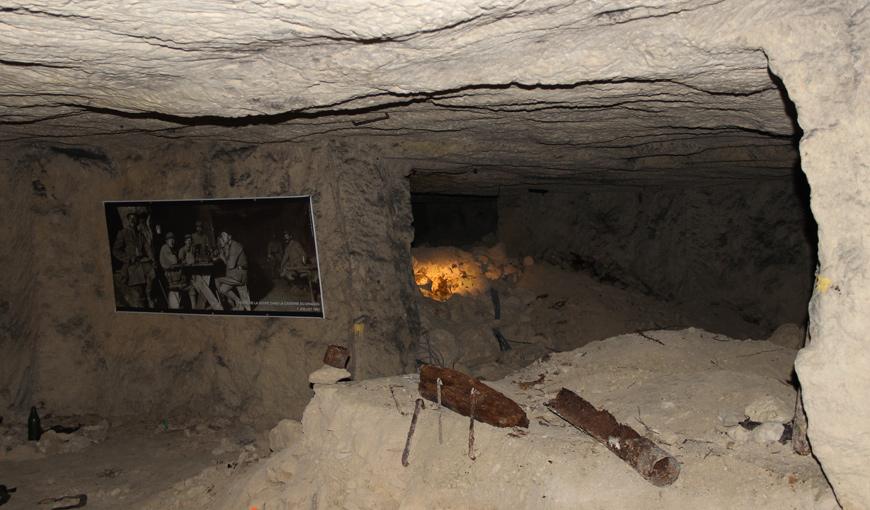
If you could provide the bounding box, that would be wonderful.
[151,329,835,510]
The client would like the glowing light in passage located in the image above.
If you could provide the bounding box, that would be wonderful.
[412,256,486,301]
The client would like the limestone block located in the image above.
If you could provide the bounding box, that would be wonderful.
[308,365,351,385]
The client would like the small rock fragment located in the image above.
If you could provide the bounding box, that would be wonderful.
[235,445,259,466]
[745,395,793,423]
[718,411,746,427]
[81,419,110,443]
[484,266,502,280]
[211,437,237,456]
[725,425,752,444]
[37,430,91,455]
[266,449,301,483]
[751,422,786,444]
[766,323,805,350]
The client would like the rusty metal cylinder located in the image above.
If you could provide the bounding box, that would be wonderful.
[323,344,350,369]
[547,387,680,486]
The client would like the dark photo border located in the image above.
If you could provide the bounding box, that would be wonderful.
[104,196,325,318]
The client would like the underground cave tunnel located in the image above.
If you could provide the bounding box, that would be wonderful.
[3,79,830,510]
[4,72,829,509]
[3,1,869,508]
[408,143,818,378]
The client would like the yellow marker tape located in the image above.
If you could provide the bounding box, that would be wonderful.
[816,276,832,293]
[353,323,365,334]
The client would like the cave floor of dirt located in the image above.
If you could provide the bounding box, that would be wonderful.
[0,420,266,510]
[0,328,838,510]
[132,330,837,510]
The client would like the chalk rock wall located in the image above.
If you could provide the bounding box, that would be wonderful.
[774,8,870,509]
[498,177,816,338]
[4,139,418,425]
[331,145,422,378]
[0,152,37,411]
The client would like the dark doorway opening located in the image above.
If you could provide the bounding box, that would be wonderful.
[411,193,498,248]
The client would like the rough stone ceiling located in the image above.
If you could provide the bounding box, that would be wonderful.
[0,0,804,191]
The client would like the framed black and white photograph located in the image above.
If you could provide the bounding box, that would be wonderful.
[104,196,324,317]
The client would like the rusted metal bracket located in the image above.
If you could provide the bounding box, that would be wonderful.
[419,365,529,428]
[402,399,424,467]
[490,287,501,320]
[389,385,407,416]
[436,377,444,444]
[468,388,479,460]
[546,388,680,486]
[492,327,512,352]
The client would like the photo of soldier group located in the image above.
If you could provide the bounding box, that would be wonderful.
[104,196,323,317]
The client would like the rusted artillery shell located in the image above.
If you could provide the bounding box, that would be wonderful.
[547,388,680,486]
[419,365,529,428]
[323,345,350,368]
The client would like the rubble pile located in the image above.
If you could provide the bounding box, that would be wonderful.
[1,415,110,461]
[412,244,528,302]
[412,244,688,379]
[147,328,836,510]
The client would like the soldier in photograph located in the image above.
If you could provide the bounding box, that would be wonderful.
[214,230,250,310]
[159,232,185,309]
[112,212,156,308]
[191,220,211,262]
[280,231,308,282]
